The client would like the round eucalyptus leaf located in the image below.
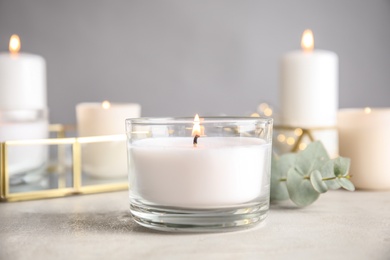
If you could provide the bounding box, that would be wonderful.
[325,179,341,190]
[270,179,289,201]
[295,141,330,177]
[337,177,355,191]
[319,160,341,189]
[333,157,351,177]
[270,154,289,201]
[310,170,328,193]
[279,153,297,174]
[287,168,320,207]
[320,160,334,178]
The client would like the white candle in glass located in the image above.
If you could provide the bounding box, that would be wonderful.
[0,35,48,176]
[76,101,141,178]
[338,108,390,190]
[131,137,270,207]
[280,30,338,157]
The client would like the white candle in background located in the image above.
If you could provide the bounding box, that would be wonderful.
[131,137,271,208]
[0,35,47,110]
[76,101,141,178]
[280,29,338,157]
[338,108,390,190]
[0,35,48,176]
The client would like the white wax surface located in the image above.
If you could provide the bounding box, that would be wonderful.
[130,137,271,208]
[77,103,141,178]
[0,53,47,110]
[338,109,390,190]
[280,50,339,156]
[280,50,338,127]
[0,120,48,175]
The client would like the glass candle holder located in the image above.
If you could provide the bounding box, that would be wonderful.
[126,117,273,232]
[0,109,48,178]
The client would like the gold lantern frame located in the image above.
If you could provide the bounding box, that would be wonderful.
[0,125,128,202]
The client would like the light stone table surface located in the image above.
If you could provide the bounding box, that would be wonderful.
[0,190,389,260]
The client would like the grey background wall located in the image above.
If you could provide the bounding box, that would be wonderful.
[0,0,389,123]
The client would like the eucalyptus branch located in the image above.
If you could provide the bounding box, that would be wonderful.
[271,141,355,207]
[279,175,352,182]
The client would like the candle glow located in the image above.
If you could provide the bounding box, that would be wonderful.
[102,100,111,109]
[301,29,314,52]
[192,114,201,136]
[9,34,21,55]
[192,114,201,147]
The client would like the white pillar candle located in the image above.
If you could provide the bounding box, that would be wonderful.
[0,35,47,110]
[0,35,48,176]
[280,30,338,157]
[76,102,141,178]
[338,108,390,190]
[130,137,270,208]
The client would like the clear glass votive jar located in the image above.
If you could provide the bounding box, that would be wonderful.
[126,117,273,232]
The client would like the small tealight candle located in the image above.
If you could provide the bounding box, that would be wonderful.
[338,108,390,190]
[76,101,140,178]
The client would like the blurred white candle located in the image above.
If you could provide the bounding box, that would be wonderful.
[76,101,141,178]
[0,35,48,175]
[280,29,338,156]
[0,35,47,110]
[338,108,390,190]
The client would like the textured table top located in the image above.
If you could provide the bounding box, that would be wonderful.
[1,190,389,260]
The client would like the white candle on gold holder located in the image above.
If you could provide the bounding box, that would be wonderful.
[76,101,141,178]
[0,35,48,176]
[280,29,338,157]
[338,108,390,190]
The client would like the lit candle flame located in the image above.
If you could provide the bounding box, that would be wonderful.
[192,114,201,136]
[301,29,314,52]
[102,100,111,109]
[9,34,21,54]
[364,107,371,114]
[192,114,201,147]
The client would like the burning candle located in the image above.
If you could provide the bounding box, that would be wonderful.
[280,30,338,157]
[76,101,140,178]
[0,35,48,176]
[126,116,273,231]
[0,35,47,110]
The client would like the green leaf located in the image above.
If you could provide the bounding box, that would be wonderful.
[279,153,297,174]
[295,141,330,176]
[287,167,320,207]
[320,160,341,190]
[334,157,351,177]
[270,153,295,201]
[320,160,334,177]
[337,177,355,191]
[310,170,328,193]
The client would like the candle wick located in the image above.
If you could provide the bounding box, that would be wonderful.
[193,135,200,147]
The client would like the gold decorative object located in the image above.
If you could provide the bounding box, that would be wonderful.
[274,125,337,153]
[0,124,127,202]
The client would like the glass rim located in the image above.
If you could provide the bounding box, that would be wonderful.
[126,116,273,125]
